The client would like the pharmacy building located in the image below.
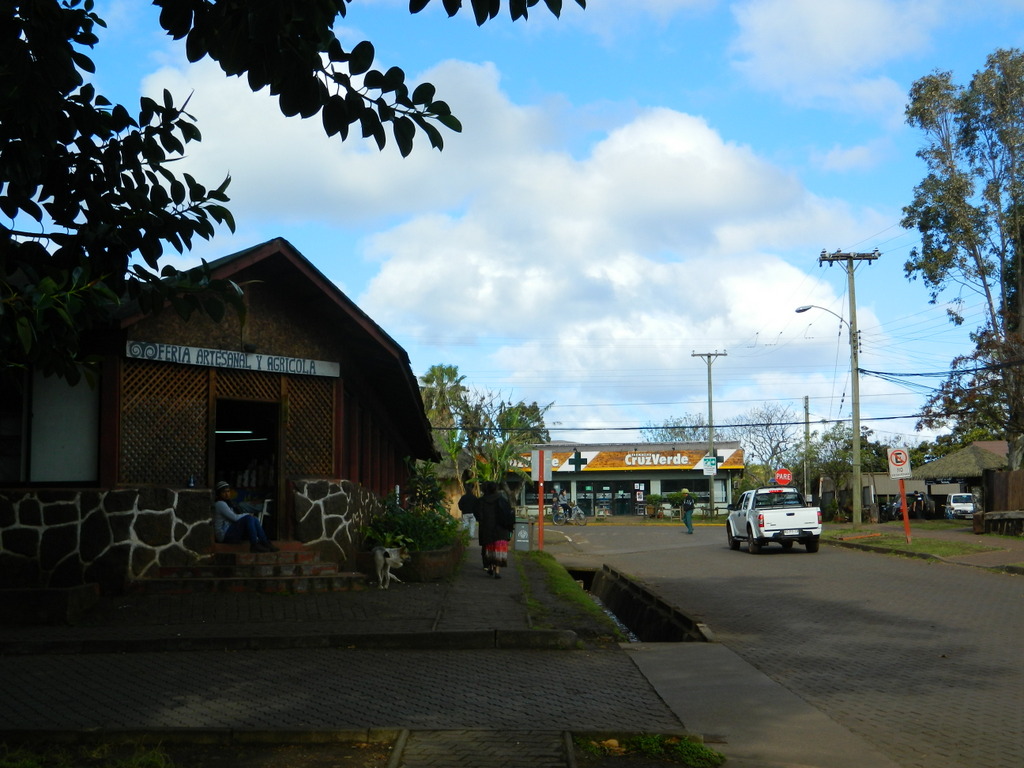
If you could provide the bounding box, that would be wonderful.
[527,441,744,516]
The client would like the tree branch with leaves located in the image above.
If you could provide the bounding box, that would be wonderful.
[902,48,1024,467]
[2,0,584,381]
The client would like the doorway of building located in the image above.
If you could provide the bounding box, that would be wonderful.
[214,399,280,538]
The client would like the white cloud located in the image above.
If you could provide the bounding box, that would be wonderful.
[130,38,930,438]
[814,139,890,172]
[351,95,884,428]
[141,56,563,230]
[729,0,942,115]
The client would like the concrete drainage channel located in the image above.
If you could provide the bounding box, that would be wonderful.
[569,565,712,643]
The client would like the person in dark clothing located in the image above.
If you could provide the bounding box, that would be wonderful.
[213,481,277,553]
[474,481,514,579]
[457,488,484,568]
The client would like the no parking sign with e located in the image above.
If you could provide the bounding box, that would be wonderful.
[887,448,912,479]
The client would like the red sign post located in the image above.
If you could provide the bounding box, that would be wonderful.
[887,448,912,544]
[775,467,792,486]
[531,449,549,550]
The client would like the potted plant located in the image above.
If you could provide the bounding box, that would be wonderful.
[360,459,467,581]
[666,492,688,520]
[645,493,664,518]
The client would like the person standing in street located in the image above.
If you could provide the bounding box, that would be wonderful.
[474,481,515,578]
[681,489,695,534]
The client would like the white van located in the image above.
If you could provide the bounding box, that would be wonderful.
[947,493,978,519]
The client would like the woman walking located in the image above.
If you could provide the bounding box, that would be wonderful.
[475,481,515,578]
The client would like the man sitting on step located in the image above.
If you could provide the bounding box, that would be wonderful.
[213,481,279,553]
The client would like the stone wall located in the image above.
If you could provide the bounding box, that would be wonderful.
[292,478,384,567]
[0,479,386,594]
[0,487,213,594]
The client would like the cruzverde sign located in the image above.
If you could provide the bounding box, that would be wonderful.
[126,341,340,378]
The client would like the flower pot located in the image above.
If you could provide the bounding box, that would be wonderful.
[402,541,464,582]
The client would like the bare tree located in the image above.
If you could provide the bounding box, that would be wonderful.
[727,404,799,485]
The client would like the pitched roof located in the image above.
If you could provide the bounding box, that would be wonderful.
[123,238,436,461]
[912,442,1008,480]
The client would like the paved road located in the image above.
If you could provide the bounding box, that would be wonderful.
[547,525,1024,768]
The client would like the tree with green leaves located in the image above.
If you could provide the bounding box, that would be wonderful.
[420,364,468,429]
[419,363,471,492]
[810,422,854,521]
[902,48,1024,467]
[418,363,550,498]
[2,0,584,382]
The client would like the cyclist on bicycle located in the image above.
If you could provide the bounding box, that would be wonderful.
[557,489,571,516]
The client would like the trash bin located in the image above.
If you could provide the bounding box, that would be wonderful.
[514,519,534,551]
[973,510,986,535]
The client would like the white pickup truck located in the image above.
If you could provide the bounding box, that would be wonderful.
[726,486,822,554]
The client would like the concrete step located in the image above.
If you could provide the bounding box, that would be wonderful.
[129,542,366,594]
[154,562,341,578]
[130,572,368,595]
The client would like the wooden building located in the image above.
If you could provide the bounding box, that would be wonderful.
[0,238,435,592]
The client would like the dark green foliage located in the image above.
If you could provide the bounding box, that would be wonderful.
[2,1,243,381]
[3,1,581,381]
[575,733,725,767]
[902,48,1024,465]
[364,459,464,551]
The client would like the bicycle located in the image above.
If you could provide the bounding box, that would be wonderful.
[551,503,587,525]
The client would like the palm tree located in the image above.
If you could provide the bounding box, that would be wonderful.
[420,364,474,493]
[419,364,467,429]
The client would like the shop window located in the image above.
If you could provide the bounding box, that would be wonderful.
[0,372,27,483]
[28,370,99,483]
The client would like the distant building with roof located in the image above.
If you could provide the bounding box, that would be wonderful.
[528,441,744,516]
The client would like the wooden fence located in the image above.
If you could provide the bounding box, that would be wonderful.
[984,468,1024,512]
[982,469,1024,535]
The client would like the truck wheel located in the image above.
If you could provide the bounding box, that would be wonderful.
[781,541,794,550]
[747,528,761,554]
[805,537,820,553]
[726,523,740,550]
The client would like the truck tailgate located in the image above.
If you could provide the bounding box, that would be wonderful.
[762,509,819,531]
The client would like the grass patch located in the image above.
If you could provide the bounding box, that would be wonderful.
[584,517,724,526]
[0,744,173,768]
[576,734,725,767]
[884,519,969,532]
[823,530,999,558]
[517,550,625,640]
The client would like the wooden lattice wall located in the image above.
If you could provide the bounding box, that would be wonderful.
[216,369,280,402]
[121,361,209,486]
[284,376,334,477]
[122,361,336,488]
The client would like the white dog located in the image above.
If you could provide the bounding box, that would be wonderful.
[373,546,409,589]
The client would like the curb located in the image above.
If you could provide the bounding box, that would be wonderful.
[823,538,941,562]
[0,728,404,746]
[0,628,580,657]
[0,727,705,762]
[822,538,1024,575]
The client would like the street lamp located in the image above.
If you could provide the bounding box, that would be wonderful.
[796,304,862,526]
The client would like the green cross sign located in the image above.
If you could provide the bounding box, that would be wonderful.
[568,451,588,471]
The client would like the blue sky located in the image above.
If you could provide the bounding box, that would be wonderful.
[88,1,1024,448]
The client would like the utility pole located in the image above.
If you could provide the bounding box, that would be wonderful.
[818,249,879,526]
[804,395,810,499]
[692,351,727,517]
